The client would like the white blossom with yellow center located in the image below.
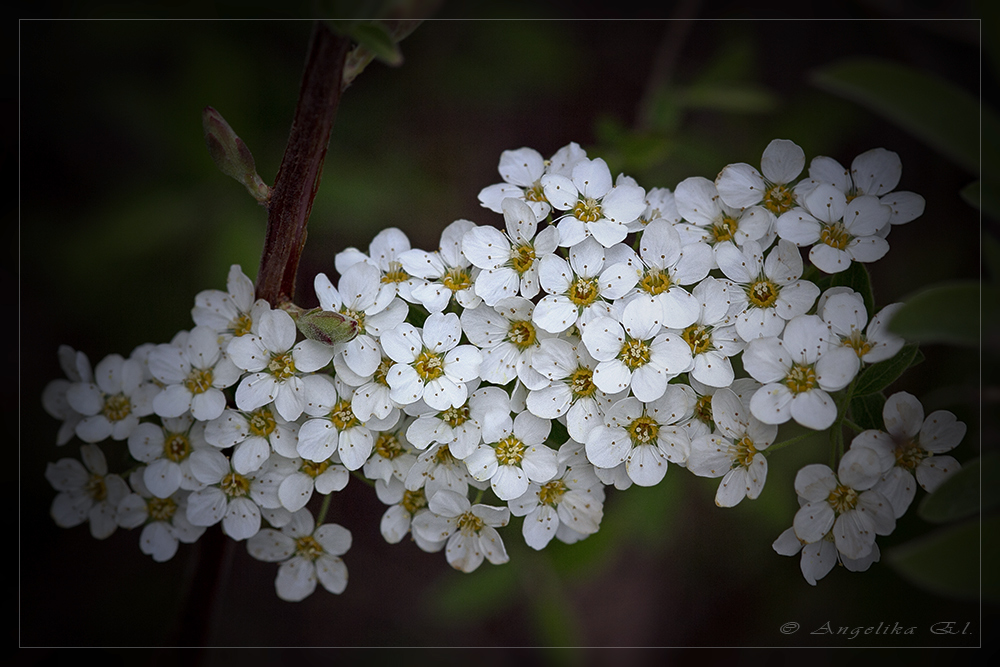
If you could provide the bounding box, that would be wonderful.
[400,219,483,313]
[675,175,772,250]
[149,325,242,422]
[477,146,553,220]
[465,410,558,502]
[410,490,510,573]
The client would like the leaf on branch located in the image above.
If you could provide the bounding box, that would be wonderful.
[202,107,271,205]
[919,453,1000,524]
[851,343,920,397]
[810,58,984,176]
[849,392,886,432]
[887,281,996,348]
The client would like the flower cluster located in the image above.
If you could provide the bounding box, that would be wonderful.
[41,139,965,598]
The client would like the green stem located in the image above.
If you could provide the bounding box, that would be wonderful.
[316,491,333,525]
[764,430,820,455]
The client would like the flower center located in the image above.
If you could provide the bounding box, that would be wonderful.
[457,511,484,535]
[618,337,651,371]
[524,181,547,203]
[268,352,297,380]
[401,489,428,514]
[414,349,445,382]
[784,363,816,394]
[568,277,601,307]
[220,471,251,498]
[820,222,852,250]
[843,331,872,359]
[682,325,713,355]
[495,436,526,466]
[538,479,567,506]
[763,183,795,216]
[294,535,324,561]
[694,394,713,426]
[508,320,537,350]
[574,196,603,223]
[248,406,277,438]
[433,444,458,465]
[438,404,470,428]
[569,366,597,399]
[147,496,177,521]
[509,243,536,275]
[86,474,107,501]
[232,312,254,337]
[375,432,405,460]
[163,433,191,463]
[381,261,410,285]
[301,459,330,478]
[711,216,739,244]
[732,436,759,469]
[639,269,672,296]
[894,440,926,473]
[330,400,360,431]
[627,415,660,445]
[746,278,780,309]
[102,394,131,423]
[442,267,473,293]
[827,484,859,514]
[373,356,393,387]
[184,367,214,395]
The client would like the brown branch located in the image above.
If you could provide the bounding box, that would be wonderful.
[256,21,352,305]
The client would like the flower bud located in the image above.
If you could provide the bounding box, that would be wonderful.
[289,307,359,346]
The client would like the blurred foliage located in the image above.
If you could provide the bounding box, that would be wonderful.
[21,15,988,648]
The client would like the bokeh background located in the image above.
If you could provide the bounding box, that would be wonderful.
[20,7,992,654]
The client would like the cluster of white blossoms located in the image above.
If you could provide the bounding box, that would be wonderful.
[42,139,966,599]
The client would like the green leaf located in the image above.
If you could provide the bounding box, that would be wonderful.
[849,392,886,432]
[852,343,920,397]
[348,22,403,66]
[829,261,875,317]
[886,516,996,603]
[919,453,1000,524]
[887,281,993,347]
[811,58,983,175]
[677,83,777,114]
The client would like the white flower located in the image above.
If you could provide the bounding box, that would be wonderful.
[688,388,778,506]
[582,297,692,402]
[462,197,560,305]
[148,326,241,422]
[672,277,744,388]
[65,353,159,443]
[849,392,965,518]
[42,345,91,445]
[461,296,550,389]
[585,387,693,487]
[796,147,902,201]
[525,336,624,444]
[743,314,857,430]
[362,420,417,485]
[509,448,605,550]
[674,175,771,248]
[296,374,395,470]
[714,138,805,218]
[404,383,508,459]
[381,312,482,411]
[336,227,424,305]
[204,405,299,474]
[116,469,205,562]
[542,157,646,247]
[375,477,442,551]
[399,219,482,313]
[45,444,129,539]
[792,450,896,560]
[626,186,682,232]
[531,236,638,334]
[773,526,880,586]
[776,184,890,274]
[275,454,349,513]
[128,415,211,498]
[186,448,267,540]
[228,306,335,422]
[818,288,905,366]
[191,264,260,341]
[411,490,510,573]
[714,239,820,341]
[314,261,408,378]
[247,509,351,601]
[404,442,485,498]
[477,147,552,220]
[465,410,558,502]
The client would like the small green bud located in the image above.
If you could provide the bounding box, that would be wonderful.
[286,306,359,346]
[202,106,271,205]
